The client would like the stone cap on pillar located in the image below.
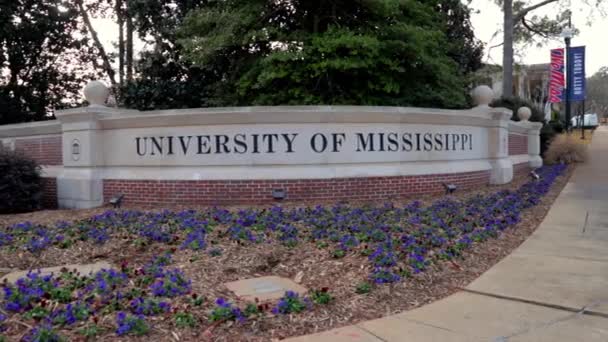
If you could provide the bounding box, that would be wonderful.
[471,85,512,122]
[514,106,545,134]
[84,80,110,107]
[55,81,118,128]
[472,85,494,108]
[517,106,532,121]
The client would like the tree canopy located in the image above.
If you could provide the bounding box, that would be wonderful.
[0,0,98,125]
[1,0,485,123]
[176,0,484,108]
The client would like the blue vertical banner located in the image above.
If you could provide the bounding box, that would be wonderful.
[568,46,586,101]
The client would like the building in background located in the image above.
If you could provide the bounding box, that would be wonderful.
[474,64,550,105]
[472,63,553,120]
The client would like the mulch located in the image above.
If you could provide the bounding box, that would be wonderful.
[0,165,574,341]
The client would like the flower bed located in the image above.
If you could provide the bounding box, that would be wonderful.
[0,165,568,341]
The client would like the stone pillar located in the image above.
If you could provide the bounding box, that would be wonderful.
[0,138,15,151]
[527,123,543,168]
[473,85,513,184]
[55,81,112,209]
[517,106,543,169]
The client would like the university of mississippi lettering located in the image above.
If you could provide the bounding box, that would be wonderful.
[134,132,474,156]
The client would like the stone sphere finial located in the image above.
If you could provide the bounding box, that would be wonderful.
[517,106,532,121]
[472,85,494,108]
[84,80,110,107]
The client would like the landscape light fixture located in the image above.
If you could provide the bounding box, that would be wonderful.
[272,189,286,200]
[442,183,457,195]
[530,170,540,181]
[109,193,124,208]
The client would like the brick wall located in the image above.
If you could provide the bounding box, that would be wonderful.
[513,163,531,179]
[15,136,63,165]
[103,171,491,206]
[41,178,58,209]
[508,134,528,156]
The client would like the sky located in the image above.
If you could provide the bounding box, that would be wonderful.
[469,0,608,75]
[92,0,608,76]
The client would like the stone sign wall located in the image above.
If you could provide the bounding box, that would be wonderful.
[0,83,543,208]
[111,126,481,166]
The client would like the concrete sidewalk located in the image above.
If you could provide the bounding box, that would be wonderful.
[287,127,608,342]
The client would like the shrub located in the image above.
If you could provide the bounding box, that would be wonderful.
[544,134,588,164]
[0,149,42,214]
[540,121,568,157]
[540,123,556,157]
[490,97,544,122]
[548,120,565,133]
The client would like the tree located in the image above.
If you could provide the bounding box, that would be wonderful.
[119,0,216,109]
[116,0,125,85]
[0,0,99,124]
[177,0,482,108]
[438,0,484,75]
[497,0,601,98]
[77,0,137,90]
[586,67,608,118]
[76,0,117,88]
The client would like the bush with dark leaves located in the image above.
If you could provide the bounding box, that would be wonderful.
[0,149,42,214]
[491,97,545,122]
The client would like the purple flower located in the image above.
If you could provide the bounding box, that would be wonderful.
[339,234,359,250]
[272,291,309,314]
[130,297,171,316]
[23,323,62,342]
[150,269,191,297]
[215,297,229,307]
[209,298,246,322]
[0,313,6,332]
[51,302,90,325]
[116,311,149,336]
[180,228,207,250]
[370,267,401,284]
[0,232,13,247]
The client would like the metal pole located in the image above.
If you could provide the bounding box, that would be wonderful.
[565,36,572,133]
[582,100,586,140]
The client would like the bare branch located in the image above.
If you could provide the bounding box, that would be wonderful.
[520,17,551,38]
[489,42,505,49]
[515,0,560,21]
[76,0,117,87]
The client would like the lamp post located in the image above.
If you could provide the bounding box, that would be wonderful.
[582,101,586,140]
[561,26,574,133]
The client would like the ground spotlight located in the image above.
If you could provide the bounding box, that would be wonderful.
[272,189,286,200]
[443,183,457,195]
[109,193,124,208]
[530,170,540,181]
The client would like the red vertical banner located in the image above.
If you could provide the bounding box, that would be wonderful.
[549,48,565,103]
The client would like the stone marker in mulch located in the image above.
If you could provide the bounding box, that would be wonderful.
[0,261,113,284]
[225,276,308,302]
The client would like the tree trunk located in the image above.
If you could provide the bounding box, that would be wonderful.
[502,0,514,98]
[502,0,560,99]
[126,0,134,81]
[116,0,125,86]
[76,0,117,87]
